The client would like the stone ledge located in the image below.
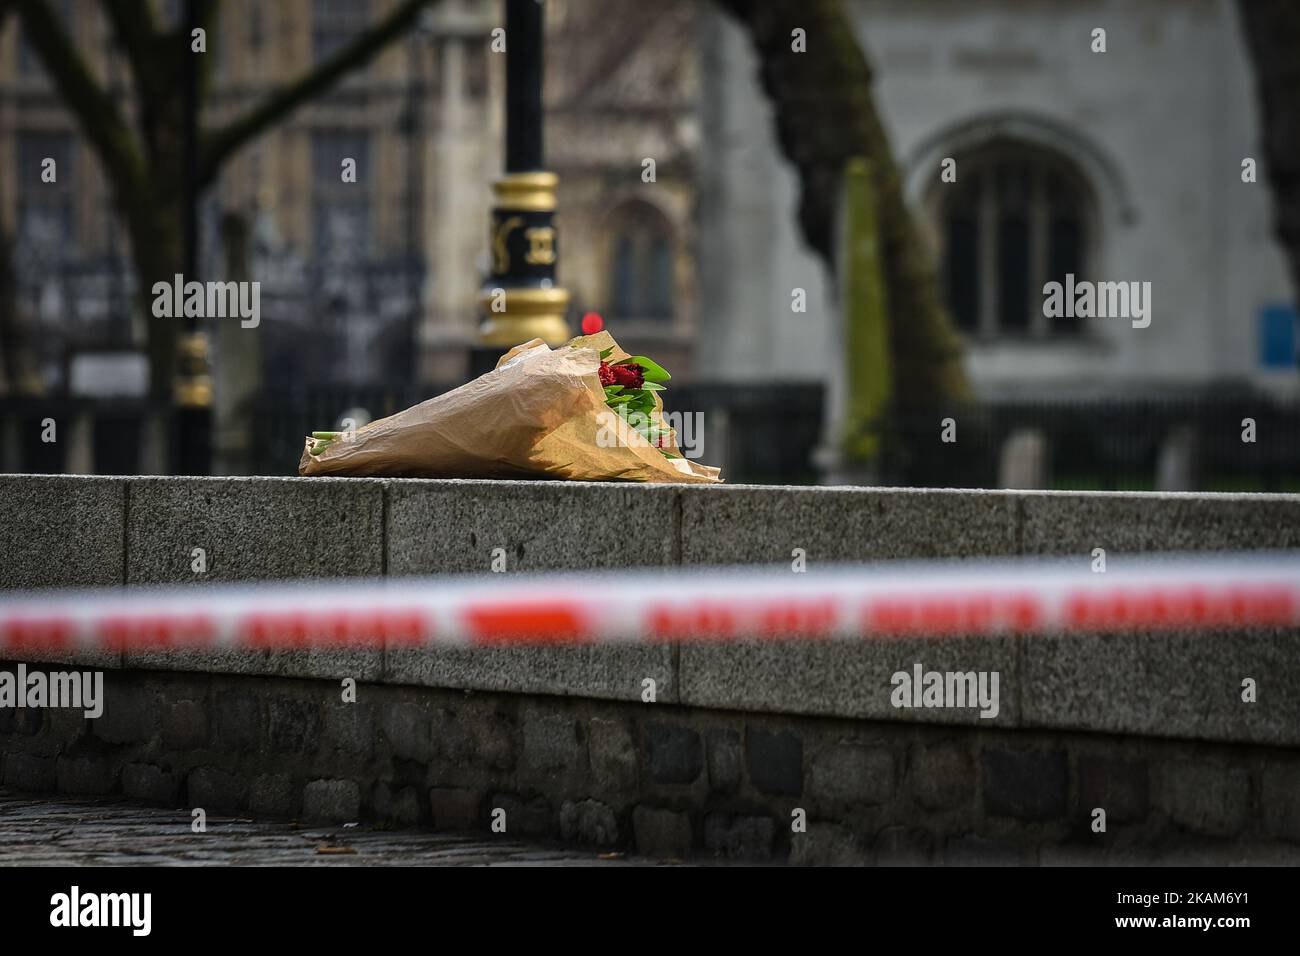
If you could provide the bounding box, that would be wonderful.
[1,476,1298,745]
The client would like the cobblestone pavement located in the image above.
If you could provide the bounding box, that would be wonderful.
[0,791,663,866]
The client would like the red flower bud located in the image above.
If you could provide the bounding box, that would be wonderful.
[609,363,645,389]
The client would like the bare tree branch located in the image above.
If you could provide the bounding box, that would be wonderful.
[18,0,148,198]
[103,0,162,94]
[199,0,436,185]
[194,0,222,103]
[102,0,173,160]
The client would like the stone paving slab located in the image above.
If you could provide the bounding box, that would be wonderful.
[1019,490,1300,555]
[677,485,1020,564]
[385,478,679,574]
[383,479,678,702]
[126,476,385,585]
[0,475,125,590]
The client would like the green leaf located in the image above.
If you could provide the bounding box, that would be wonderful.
[640,382,665,391]
[615,387,645,404]
[620,355,671,382]
[625,411,653,432]
[599,346,614,359]
[603,385,624,396]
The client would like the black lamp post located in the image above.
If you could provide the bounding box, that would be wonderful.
[505,0,543,174]
[474,0,569,369]
[403,31,427,386]
[172,0,212,474]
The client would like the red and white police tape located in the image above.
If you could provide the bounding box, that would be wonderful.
[0,553,1297,652]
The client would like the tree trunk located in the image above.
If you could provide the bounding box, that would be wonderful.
[0,229,27,394]
[15,0,438,403]
[1238,0,1300,307]
[713,0,970,410]
[124,203,184,402]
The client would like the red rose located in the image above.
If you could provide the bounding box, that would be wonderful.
[598,361,616,386]
[609,363,645,389]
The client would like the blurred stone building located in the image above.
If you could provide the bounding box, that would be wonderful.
[2,0,1297,485]
[0,0,700,395]
[701,0,1298,401]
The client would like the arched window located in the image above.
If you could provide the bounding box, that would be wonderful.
[605,201,675,321]
[935,142,1092,338]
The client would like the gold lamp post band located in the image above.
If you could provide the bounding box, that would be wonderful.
[174,331,213,408]
[478,286,571,346]
[479,170,571,348]
[492,171,558,212]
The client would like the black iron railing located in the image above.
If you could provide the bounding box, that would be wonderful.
[4,385,1298,491]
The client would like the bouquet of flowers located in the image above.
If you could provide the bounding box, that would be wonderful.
[298,329,721,483]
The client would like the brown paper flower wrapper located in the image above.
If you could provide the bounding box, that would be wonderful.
[298,331,722,483]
